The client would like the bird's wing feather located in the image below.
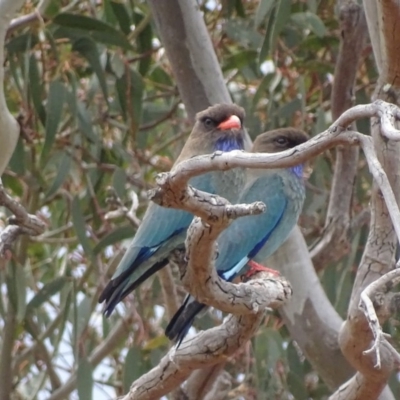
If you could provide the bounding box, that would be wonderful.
[99,174,216,311]
[110,173,215,281]
[216,173,287,280]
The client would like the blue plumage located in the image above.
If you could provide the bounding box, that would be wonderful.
[99,104,247,315]
[165,128,308,344]
[215,136,244,152]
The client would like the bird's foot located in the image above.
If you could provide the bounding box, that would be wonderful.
[244,260,280,279]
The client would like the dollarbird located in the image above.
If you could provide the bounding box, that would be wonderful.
[99,104,247,316]
[165,128,308,344]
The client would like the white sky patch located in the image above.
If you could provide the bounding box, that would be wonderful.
[260,60,275,75]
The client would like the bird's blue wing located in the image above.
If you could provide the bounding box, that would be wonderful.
[215,174,288,281]
[99,173,216,314]
[164,174,289,343]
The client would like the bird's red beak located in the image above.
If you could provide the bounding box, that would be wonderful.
[217,115,241,130]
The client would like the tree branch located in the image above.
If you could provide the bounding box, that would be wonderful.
[0,181,46,256]
[121,270,291,400]
[0,0,26,176]
[310,0,367,270]
[119,101,400,399]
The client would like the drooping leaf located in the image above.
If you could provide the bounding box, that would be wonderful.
[29,54,46,126]
[71,196,93,257]
[123,347,145,391]
[112,167,127,199]
[93,226,135,255]
[77,358,93,400]
[77,101,99,143]
[116,68,143,135]
[41,79,66,163]
[109,0,131,35]
[6,33,38,54]
[45,152,72,198]
[254,0,275,28]
[8,138,26,175]
[72,37,108,101]
[53,13,133,50]
[27,276,69,312]
[291,11,326,38]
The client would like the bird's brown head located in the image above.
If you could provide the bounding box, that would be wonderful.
[252,128,308,154]
[191,103,246,153]
[252,128,309,178]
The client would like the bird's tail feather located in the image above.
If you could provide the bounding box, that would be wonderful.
[165,296,206,346]
[100,258,169,316]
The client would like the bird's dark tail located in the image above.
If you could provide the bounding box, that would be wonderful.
[165,295,206,345]
[99,258,169,316]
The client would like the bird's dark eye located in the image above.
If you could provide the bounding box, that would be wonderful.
[274,136,289,146]
[203,118,215,129]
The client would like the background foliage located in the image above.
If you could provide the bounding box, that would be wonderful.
[1,0,385,399]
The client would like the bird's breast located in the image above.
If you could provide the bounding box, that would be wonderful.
[212,168,246,203]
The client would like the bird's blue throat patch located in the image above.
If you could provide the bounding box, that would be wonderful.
[215,136,244,152]
[291,164,303,179]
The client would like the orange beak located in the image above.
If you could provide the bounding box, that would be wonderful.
[217,115,241,130]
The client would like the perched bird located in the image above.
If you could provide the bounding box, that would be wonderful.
[99,104,247,316]
[165,128,308,344]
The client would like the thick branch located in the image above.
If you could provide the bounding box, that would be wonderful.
[148,102,400,194]
[0,181,46,256]
[377,0,400,83]
[311,1,367,270]
[147,0,230,122]
[146,0,252,149]
[0,0,26,176]
[122,311,266,400]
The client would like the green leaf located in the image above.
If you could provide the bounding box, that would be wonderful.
[74,296,93,338]
[15,265,27,322]
[252,73,275,107]
[224,20,263,49]
[224,50,258,72]
[110,0,131,35]
[8,138,26,175]
[116,68,143,132]
[72,37,108,101]
[275,98,302,119]
[29,54,46,126]
[258,12,275,62]
[287,341,304,379]
[287,371,308,400]
[314,107,327,134]
[77,101,99,142]
[110,53,126,78]
[53,13,133,50]
[291,11,326,38]
[254,0,275,28]
[6,33,38,54]
[72,196,93,257]
[123,347,144,391]
[26,276,68,312]
[269,0,291,53]
[45,152,72,198]
[77,358,93,400]
[135,13,153,76]
[42,79,66,163]
[93,226,135,255]
[112,167,127,199]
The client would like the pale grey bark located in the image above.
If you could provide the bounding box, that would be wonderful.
[147,0,230,122]
[142,0,400,397]
[147,0,252,150]
[329,1,400,398]
[0,0,26,177]
[310,1,367,270]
